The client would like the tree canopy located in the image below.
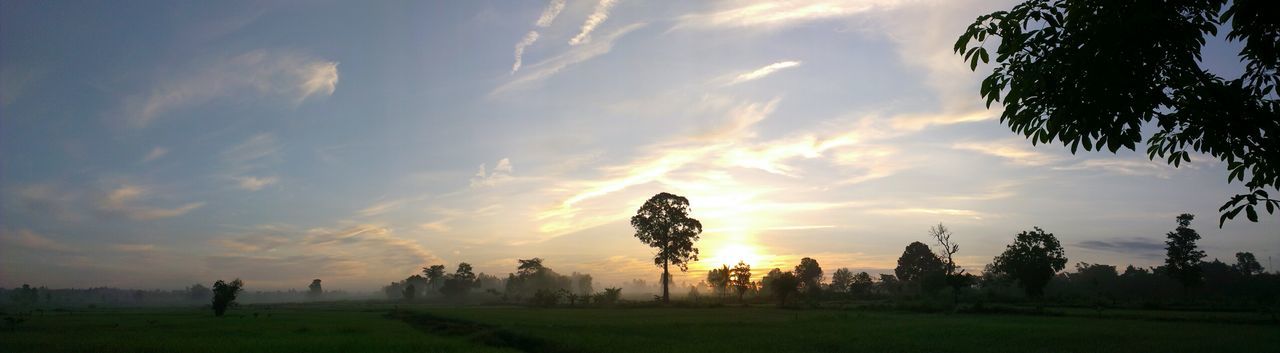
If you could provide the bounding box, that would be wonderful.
[211,278,243,317]
[631,192,703,303]
[991,227,1068,298]
[1164,214,1207,289]
[955,0,1280,226]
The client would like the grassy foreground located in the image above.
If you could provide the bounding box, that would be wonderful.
[2,303,1277,352]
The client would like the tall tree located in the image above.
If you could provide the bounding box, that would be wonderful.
[991,227,1068,298]
[1165,214,1207,290]
[211,279,244,317]
[422,265,447,290]
[895,241,945,294]
[830,268,855,293]
[930,223,971,303]
[1234,252,1265,276]
[730,261,752,303]
[440,263,477,298]
[631,192,703,303]
[954,0,1280,225]
[850,272,874,297]
[794,257,824,294]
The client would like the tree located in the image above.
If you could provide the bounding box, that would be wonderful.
[631,192,703,303]
[188,283,211,302]
[765,270,800,306]
[517,258,545,276]
[930,223,971,303]
[422,265,447,290]
[830,268,855,293]
[794,257,824,295]
[440,263,477,299]
[1165,214,1207,290]
[1235,252,1265,276]
[954,0,1280,225]
[308,279,323,300]
[991,227,1068,298]
[850,272,874,297]
[730,261,752,303]
[706,265,731,300]
[895,241,945,294]
[211,279,244,317]
[402,284,417,301]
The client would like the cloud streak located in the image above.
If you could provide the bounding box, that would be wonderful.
[510,0,569,74]
[726,61,802,86]
[569,0,619,45]
[495,23,646,94]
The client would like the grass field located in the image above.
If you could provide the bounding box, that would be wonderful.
[2,303,1277,352]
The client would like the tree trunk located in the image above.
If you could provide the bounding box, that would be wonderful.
[662,259,670,303]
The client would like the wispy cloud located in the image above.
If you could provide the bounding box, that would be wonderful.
[0,229,78,253]
[1053,159,1178,179]
[97,185,204,221]
[141,146,168,163]
[1076,237,1166,259]
[494,23,646,94]
[470,158,515,188]
[952,138,1059,166]
[569,0,619,45]
[725,61,801,86]
[676,0,909,30]
[122,49,338,128]
[233,176,278,191]
[112,243,159,253]
[510,0,570,74]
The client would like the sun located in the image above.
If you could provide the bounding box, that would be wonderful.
[707,243,763,269]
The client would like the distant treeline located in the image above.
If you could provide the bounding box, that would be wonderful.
[0,284,359,308]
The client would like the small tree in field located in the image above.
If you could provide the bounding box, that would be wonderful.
[830,268,854,294]
[631,192,703,303]
[991,227,1067,299]
[706,265,731,300]
[211,279,243,317]
[308,279,323,300]
[1234,252,1264,276]
[930,223,971,304]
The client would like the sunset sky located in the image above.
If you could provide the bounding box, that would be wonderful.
[2,0,1276,291]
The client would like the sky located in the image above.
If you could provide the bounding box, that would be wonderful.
[1,0,1276,292]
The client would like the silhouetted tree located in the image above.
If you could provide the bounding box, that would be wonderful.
[1235,252,1265,276]
[730,261,752,303]
[955,0,1280,224]
[440,263,477,299]
[1165,214,1207,291]
[930,223,971,303]
[308,279,323,299]
[210,279,243,317]
[402,284,417,301]
[991,227,1067,298]
[631,192,703,303]
[11,284,38,307]
[851,272,874,297]
[572,272,594,296]
[422,265,446,291]
[794,257,824,297]
[706,265,730,300]
[896,241,945,294]
[188,283,211,302]
[830,268,854,293]
[765,270,800,306]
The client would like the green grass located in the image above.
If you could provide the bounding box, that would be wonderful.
[2,303,1277,353]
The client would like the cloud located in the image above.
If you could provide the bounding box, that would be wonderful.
[1053,159,1178,179]
[122,49,338,128]
[1076,237,1166,259]
[537,0,568,27]
[725,61,802,86]
[15,184,81,222]
[470,158,515,187]
[511,31,541,74]
[676,0,910,30]
[495,23,646,94]
[870,207,986,219]
[141,147,169,163]
[952,138,1060,166]
[510,0,569,74]
[569,0,619,45]
[0,229,78,253]
[98,185,204,221]
[359,199,408,217]
[233,176,278,191]
[111,243,158,253]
